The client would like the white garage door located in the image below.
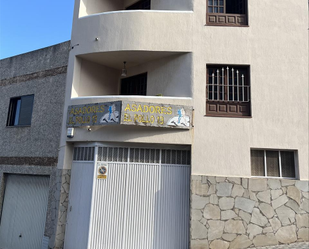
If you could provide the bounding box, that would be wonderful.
[68,146,191,249]
[0,175,49,249]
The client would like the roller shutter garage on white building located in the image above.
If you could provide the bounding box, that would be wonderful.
[0,175,50,249]
[65,146,191,249]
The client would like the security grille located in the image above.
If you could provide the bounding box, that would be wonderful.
[96,147,190,165]
[73,147,95,161]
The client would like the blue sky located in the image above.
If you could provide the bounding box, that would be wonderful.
[0,0,74,59]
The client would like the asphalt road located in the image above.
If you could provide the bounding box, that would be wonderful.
[255,242,309,249]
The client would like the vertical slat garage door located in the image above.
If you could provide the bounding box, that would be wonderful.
[0,175,49,249]
[87,147,191,249]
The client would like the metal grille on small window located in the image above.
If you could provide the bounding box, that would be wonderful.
[96,147,190,165]
[73,147,95,161]
[161,150,191,165]
[207,66,250,103]
[97,147,129,162]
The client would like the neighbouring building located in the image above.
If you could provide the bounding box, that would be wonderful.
[0,0,308,249]
[0,41,70,249]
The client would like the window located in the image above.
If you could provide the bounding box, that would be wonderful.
[7,95,34,126]
[121,73,147,95]
[207,0,248,26]
[206,65,250,117]
[126,0,151,10]
[251,150,297,178]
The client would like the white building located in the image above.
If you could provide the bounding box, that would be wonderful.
[57,0,308,248]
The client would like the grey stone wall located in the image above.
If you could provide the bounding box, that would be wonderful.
[0,41,70,158]
[50,169,71,249]
[191,176,309,249]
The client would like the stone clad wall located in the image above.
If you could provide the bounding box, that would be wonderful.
[191,176,309,249]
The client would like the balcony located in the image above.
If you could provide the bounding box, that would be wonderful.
[71,9,193,55]
[71,52,192,99]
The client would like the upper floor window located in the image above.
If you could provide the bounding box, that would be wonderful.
[121,73,147,95]
[126,0,151,10]
[207,0,248,26]
[251,150,297,179]
[206,65,250,117]
[7,95,34,126]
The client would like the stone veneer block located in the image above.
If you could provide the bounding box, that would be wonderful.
[192,221,208,239]
[216,177,226,182]
[191,239,209,249]
[218,197,234,210]
[221,210,237,220]
[235,197,255,213]
[275,225,297,244]
[259,203,275,219]
[247,224,263,240]
[253,234,278,247]
[286,199,302,213]
[239,210,251,224]
[251,208,268,226]
[301,198,309,212]
[295,181,309,192]
[216,182,233,196]
[204,204,220,220]
[271,189,283,200]
[296,214,309,228]
[268,179,281,189]
[208,220,224,240]
[227,177,241,185]
[303,192,309,199]
[192,180,209,196]
[209,240,229,249]
[249,179,267,192]
[192,195,209,209]
[224,220,246,234]
[276,206,296,226]
[231,185,244,197]
[242,178,248,189]
[192,210,203,221]
[298,228,309,241]
[272,194,288,209]
[210,194,218,204]
[257,190,271,203]
[222,233,236,241]
[281,179,295,186]
[287,186,301,205]
[229,235,252,249]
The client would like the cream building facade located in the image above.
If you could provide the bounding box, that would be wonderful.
[57,0,308,249]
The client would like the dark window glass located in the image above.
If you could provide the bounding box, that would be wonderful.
[7,95,34,126]
[121,73,147,95]
[251,150,264,176]
[281,151,295,178]
[126,0,151,10]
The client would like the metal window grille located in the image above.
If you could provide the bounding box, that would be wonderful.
[207,66,250,103]
[126,0,151,10]
[95,147,190,165]
[73,147,95,161]
[121,73,147,95]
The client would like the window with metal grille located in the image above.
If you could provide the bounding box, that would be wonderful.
[251,150,297,178]
[7,95,34,126]
[206,65,250,117]
[126,0,151,10]
[73,147,95,161]
[121,73,147,96]
[207,0,247,26]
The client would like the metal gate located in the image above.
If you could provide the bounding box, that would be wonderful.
[0,175,49,249]
[68,146,191,249]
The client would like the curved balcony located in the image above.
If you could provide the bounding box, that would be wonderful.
[71,10,193,56]
[70,95,193,107]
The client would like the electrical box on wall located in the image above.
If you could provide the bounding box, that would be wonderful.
[67,128,74,138]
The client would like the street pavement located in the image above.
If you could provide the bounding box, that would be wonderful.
[255,242,309,249]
